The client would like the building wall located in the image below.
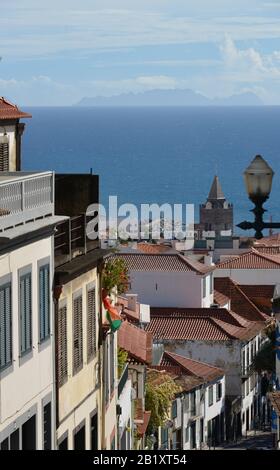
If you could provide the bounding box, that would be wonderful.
[117,375,132,450]
[215,268,279,285]
[0,236,55,449]
[57,268,101,450]
[127,271,212,308]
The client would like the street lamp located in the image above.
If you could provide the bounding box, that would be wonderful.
[237,155,280,239]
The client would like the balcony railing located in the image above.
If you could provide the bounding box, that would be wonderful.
[54,214,99,267]
[0,171,54,232]
[118,363,129,398]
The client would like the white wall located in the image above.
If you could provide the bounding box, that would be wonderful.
[127,271,207,308]
[0,236,55,449]
[118,376,132,450]
[164,340,241,396]
[215,268,279,285]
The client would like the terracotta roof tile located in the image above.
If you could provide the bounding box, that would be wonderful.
[216,248,280,269]
[254,233,280,247]
[160,351,224,382]
[111,252,215,274]
[254,246,280,255]
[214,277,268,321]
[147,307,265,341]
[0,97,32,120]
[137,243,172,254]
[118,321,153,364]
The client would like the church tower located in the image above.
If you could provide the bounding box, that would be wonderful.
[0,97,32,171]
[199,175,233,237]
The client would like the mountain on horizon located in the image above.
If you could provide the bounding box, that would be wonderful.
[76,89,263,107]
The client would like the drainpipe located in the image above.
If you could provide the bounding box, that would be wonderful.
[53,283,63,434]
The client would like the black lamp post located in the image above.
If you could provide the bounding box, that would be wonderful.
[237,155,280,239]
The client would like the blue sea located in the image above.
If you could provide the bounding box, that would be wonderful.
[22,106,280,235]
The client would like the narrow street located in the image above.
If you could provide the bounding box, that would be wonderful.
[218,430,274,450]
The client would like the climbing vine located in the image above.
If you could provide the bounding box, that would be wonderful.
[118,348,128,378]
[145,371,181,434]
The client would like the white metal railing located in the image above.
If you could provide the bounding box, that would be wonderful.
[0,172,54,231]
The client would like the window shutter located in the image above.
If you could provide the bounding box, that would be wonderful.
[87,287,96,361]
[58,305,67,386]
[73,295,83,373]
[20,273,32,354]
[0,140,9,172]
[0,283,12,369]
[39,265,50,341]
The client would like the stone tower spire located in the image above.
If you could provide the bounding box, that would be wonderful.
[208,175,225,201]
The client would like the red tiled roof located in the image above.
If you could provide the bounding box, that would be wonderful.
[118,321,153,364]
[137,411,151,436]
[147,307,265,341]
[111,252,215,274]
[0,97,32,120]
[137,243,172,254]
[254,233,280,247]
[214,277,268,321]
[254,246,280,255]
[160,351,224,382]
[117,296,140,323]
[214,289,229,307]
[240,284,275,299]
[216,248,280,269]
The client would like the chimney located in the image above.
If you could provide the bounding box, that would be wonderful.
[126,293,138,312]
[204,252,214,266]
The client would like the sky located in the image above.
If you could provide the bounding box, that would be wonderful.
[1,0,280,105]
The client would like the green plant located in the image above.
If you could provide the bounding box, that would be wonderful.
[118,348,128,378]
[102,258,130,295]
[145,373,181,434]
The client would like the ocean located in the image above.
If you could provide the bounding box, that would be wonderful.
[22,106,280,236]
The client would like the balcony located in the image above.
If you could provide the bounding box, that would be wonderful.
[54,214,99,267]
[0,171,54,232]
[118,363,129,398]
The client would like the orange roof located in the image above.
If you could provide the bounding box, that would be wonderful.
[160,351,224,382]
[118,321,153,364]
[254,233,280,247]
[214,277,268,321]
[254,246,280,255]
[111,252,215,274]
[0,97,32,120]
[216,248,280,269]
[137,243,172,254]
[147,307,265,341]
[117,296,140,323]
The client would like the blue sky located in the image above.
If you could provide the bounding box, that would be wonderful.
[1,0,280,105]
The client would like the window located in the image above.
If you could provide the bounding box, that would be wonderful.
[0,281,12,369]
[185,426,189,442]
[110,333,115,395]
[216,382,222,401]
[0,136,9,171]
[208,386,213,406]
[200,418,204,444]
[74,425,85,450]
[58,304,68,386]
[10,429,20,450]
[87,286,96,361]
[242,349,246,375]
[22,415,36,450]
[91,413,98,450]
[246,347,250,368]
[43,402,52,450]
[58,436,68,450]
[39,264,50,342]
[19,272,32,355]
[209,273,213,295]
[73,294,83,374]
[171,400,177,419]
[203,277,206,298]
[190,391,196,416]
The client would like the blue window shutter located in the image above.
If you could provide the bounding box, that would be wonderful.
[20,277,25,353]
[26,274,32,350]
[5,284,12,365]
[20,273,32,354]
[39,268,45,341]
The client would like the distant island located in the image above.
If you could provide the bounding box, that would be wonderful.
[76,89,263,107]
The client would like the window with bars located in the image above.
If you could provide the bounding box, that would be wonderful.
[0,281,12,369]
[0,138,9,172]
[73,294,83,374]
[39,264,50,342]
[19,272,32,355]
[87,287,96,361]
[58,304,68,386]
